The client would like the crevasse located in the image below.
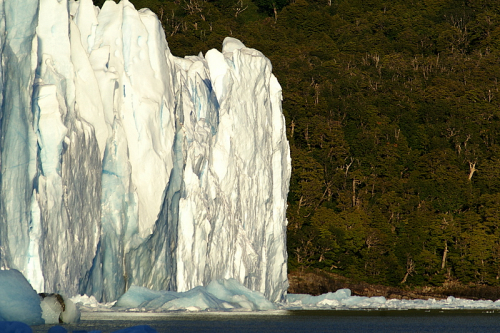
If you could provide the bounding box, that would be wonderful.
[0,0,291,303]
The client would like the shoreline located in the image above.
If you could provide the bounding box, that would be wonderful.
[288,269,500,301]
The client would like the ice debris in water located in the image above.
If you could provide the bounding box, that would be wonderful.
[110,278,275,311]
[72,280,500,312]
[283,289,500,310]
[0,0,290,304]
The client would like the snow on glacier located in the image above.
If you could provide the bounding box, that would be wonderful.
[0,0,290,304]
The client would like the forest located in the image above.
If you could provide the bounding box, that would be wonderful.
[94,0,500,289]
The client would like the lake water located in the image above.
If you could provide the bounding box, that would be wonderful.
[31,310,500,333]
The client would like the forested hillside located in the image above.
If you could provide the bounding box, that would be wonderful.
[96,0,500,288]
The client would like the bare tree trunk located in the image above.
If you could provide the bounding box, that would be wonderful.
[344,157,354,177]
[314,83,320,105]
[297,196,304,215]
[468,161,477,181]
[401,258,415,284]
[441,240,448,270]
[352,179,361,207]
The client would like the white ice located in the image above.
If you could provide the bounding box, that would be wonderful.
[40,296,63,324]
[0,0,290,305]
[40,294,81,324]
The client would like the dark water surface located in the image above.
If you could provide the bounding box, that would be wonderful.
[31,310,500,333]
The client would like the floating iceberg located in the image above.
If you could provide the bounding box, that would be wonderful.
[0,0,290,304]
[0,270,80,325]
[0,270,44,325]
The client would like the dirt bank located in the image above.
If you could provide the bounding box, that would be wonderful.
[288,269,500,301]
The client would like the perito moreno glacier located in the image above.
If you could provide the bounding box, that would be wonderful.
[0,0,291,303]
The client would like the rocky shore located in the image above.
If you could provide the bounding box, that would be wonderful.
[288,269,500,301]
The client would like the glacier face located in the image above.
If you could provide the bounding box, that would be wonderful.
[0,0,291,303]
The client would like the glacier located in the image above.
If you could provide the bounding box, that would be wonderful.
[0,0,291,304]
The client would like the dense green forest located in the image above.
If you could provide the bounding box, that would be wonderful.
[96,0,500,288]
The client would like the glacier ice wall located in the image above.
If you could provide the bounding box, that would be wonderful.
[0,0,291,303]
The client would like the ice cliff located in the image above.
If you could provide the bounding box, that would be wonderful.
[0,0,290,303]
